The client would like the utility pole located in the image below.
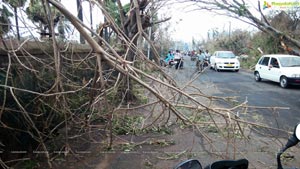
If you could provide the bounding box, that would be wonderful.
[89,1,93,34]
[147,6,153,59]
[229,21,231,39]
[77,0,84,44]
[14,7,20,41]
[147,24,152,59]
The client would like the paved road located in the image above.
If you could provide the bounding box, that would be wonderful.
[184,55,300,130]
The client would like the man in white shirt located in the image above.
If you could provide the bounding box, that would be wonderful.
[204,49,211,63]
[174,50,183,69]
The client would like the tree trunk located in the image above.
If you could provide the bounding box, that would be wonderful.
[89,1,93,35]
[14,7,20,41]
[77,0,84,44]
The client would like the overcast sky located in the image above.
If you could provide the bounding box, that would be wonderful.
[160,0,260,42]
[58,0,259,42]
[164,9,255,42]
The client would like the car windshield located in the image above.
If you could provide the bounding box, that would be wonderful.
[278,56,300,67]
[217,52,235,59]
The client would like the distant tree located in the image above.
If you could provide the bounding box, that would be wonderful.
[209,29,251,55]
[103,0,129,41]
[3,0,27,40]
[105,0,130,27]
[185,0,300,55]
[154,20,174,56]
[26,0,61,38]
[0,4,13,38]
[89,1,93,31]
[76,0,84,43]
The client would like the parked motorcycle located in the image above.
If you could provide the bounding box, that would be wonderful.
[173,123,300,169]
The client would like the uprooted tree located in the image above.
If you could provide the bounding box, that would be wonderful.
[0,0,177,167]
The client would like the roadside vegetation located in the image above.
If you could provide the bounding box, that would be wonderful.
[0,0,300,168]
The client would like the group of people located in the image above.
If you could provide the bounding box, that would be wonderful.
[195,49,211,71]
[197,49,211,62]
[162,50,184,69]
[161,49,211,70]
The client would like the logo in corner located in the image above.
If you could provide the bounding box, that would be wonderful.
[263,1,272,9]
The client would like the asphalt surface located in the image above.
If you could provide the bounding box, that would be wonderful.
[186,55,300,131]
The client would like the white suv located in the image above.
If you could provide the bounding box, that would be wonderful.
[254,54,300,88]
[210,51,240,72]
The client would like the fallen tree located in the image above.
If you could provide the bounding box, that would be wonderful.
[0,0,297,168]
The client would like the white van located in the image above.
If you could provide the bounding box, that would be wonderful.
[254,54,300,88]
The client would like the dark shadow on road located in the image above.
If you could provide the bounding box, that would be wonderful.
[259,80,300,90]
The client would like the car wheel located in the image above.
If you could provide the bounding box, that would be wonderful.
[280,76,288,88]
[235,69,239,72]
[254,72,261,82]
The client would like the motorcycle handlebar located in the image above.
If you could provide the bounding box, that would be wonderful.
[174,124,300,169]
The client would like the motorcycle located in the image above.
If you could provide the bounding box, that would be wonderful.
[160,58,176,68]
[277,123,300,169]
[173,123,300,169]
[173,158,248,169]
[169,59,177,67]
[204,58,210,67]
[196,58,209,72]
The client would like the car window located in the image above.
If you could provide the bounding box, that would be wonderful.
[270,58,279,68]
[259,57,270,66]
[216,52,235,59]
[278,57,300,67]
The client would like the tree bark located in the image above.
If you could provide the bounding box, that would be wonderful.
[14,7,20,41]
[77,0,84,44]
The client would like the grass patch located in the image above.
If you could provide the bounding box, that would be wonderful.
[113,115,144,135]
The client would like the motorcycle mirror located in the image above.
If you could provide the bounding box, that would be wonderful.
[294,123,300,140]
[283,124,300,150]
[277,123,300,169]
[173,159,202,169]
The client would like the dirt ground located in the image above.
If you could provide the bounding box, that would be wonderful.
[29,55,300,169]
